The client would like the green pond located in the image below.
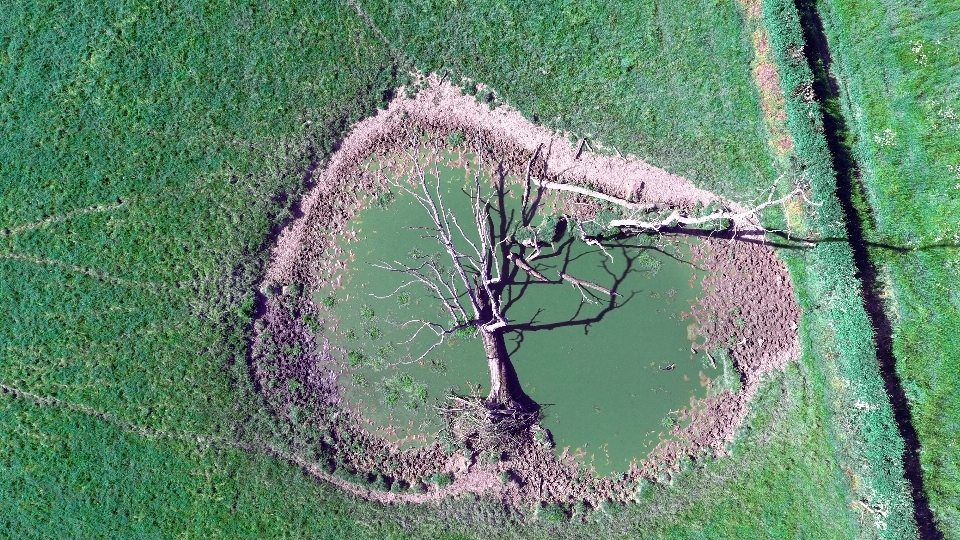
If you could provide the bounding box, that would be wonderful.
[318,151,721,475]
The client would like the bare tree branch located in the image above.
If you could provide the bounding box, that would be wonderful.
[389,319,480,366]
[535,179,660,212]
[367,279,422,299]
[575,220,616,263]
[506,252,549,282]
[608,187,803,230]
[558,271,621,297]
[521,143,543,226]
[371,259,465,322]
[406,149,484,320]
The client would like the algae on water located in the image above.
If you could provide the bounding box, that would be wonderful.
[323,150,720,473]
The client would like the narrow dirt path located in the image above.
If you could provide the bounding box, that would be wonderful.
[0,252,190,291]
[0,382,501,505]
[0,199,125,237]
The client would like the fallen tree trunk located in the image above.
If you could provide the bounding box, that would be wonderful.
[535,179,660,212]
[506,252,549,282]
[608,188,804,230]
[558,271,620,297]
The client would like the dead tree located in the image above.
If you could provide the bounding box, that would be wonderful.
[372,140,807,427]
[535,176,812,235]
[373,145,511,409]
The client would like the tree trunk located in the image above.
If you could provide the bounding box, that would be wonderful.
[482,328,511,407]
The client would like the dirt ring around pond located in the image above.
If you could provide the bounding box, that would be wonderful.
[251,75,801,509]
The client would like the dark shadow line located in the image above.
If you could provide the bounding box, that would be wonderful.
[507,290,639,334]
[798,1,943,537]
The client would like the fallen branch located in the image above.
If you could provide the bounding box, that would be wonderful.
[609,188,803,231]
[558,271,620,297]
[506,252,549,282]
[535,179,659,212]
[576,221,615,263]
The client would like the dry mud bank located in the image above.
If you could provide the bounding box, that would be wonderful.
[251,76,801,508]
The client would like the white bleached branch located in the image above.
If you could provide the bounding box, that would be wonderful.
[535,179,659,211]
[608,188,803,230]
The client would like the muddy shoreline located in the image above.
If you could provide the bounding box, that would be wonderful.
[249,76,801,510]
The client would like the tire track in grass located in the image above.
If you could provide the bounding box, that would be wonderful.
[0,193,193,292]
[0,199,125,237]
[0,252,193,292]
[347,0,415,71]
[0,381,501,505]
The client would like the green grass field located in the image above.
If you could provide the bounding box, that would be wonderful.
[816,0,960,534]
[360,0,778,201]
[2,368,860,539]
[0,0,920,537]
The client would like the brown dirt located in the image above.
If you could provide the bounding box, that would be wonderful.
[251,76,802,511]
[644,234,801,467]
[267,75,721,287]
[740,2,796,157]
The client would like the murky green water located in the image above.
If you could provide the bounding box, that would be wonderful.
[318,151,719,474]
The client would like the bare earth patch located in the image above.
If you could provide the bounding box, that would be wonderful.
[252,76,801,509]
[739,0,795,157]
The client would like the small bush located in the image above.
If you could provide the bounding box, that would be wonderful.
[453,325,476,339]
[445,131,465,147]
[537,503,569,522]
[285,282,303,298]
[412,383,428,403]
[302,312,322,332]
[426,472,453,488]
[372,188,395,209]
[347,350,366,367]
[373,473,390,491]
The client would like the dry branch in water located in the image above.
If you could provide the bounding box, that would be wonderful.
[506,252,549,282]
[558,271,620,297]
[608,188,804,230]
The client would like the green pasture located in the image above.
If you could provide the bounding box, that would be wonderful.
[0,0,891,537]
[1,366,859,539]
[808,1,960,538]
[814,0,960,534]
[360,0,778,202]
